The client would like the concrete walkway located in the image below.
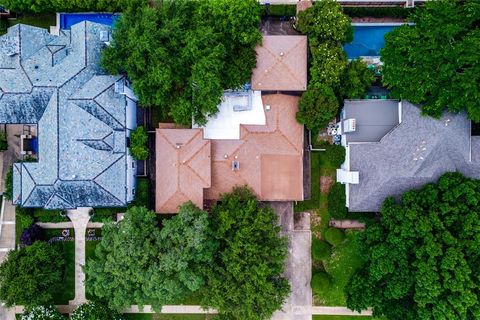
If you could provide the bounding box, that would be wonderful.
[312,306,372,316]
[67,208,92,306]
[36,221,104,229]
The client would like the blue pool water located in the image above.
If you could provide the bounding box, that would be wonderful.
[60,13,119,29]
[343,25,399,59]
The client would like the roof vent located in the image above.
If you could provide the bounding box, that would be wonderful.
[265,105,271,111]
[232,160,240,171]
[72,174,77,179]
[280,52,284,57]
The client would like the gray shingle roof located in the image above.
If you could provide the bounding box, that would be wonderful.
[1,22,132,209]
[347,101,480,212]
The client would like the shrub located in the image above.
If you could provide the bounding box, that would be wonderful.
[21,305,65,320]
[4,165,13,200]
[312,272,331,295]
[312,237,332,261]
[129,126,149,160]
[324,228,345,246]
[16,206,34,234]
[328,182,347,219]
[324,145,346,168]
[343,6,414,19]
[0,132,7,151]
[20,225,44,246]
[33,209,68,223]
[71,301,123,320]
[90,207,126,222]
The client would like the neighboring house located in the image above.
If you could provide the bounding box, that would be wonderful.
[0,22,137,209]
[337,99,480,212]
[156,35,307,213]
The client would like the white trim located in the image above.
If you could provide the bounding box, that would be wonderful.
[398,100,403,123]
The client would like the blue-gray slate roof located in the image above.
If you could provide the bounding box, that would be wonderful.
[348,101,480,212]
[1,22,131,209]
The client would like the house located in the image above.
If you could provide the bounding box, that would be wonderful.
[155,35,307,213]
[0,22,137,209]
[336,99,480,212]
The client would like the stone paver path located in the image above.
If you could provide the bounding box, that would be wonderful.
[329,219,365,229]
[67,208,92,306]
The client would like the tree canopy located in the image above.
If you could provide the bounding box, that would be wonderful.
[296,0,373,131]
[346,172,480,320]
[85,204,215,310]
[102,0,261,126]
[1,0,126,13]
[202,187,290,320]
[381,0,480,121]
[0,242,64,307]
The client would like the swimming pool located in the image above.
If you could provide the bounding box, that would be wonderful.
[59,13,119,29]
[343,24,401,59]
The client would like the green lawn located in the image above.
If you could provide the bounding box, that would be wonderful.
[124,315,211,320]
[313,316,372,320]
[51,240,75,304]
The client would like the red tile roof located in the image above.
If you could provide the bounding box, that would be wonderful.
[155,129,211,213]
[252,35,308,91]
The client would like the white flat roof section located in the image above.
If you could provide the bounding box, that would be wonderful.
[195,90,266,140]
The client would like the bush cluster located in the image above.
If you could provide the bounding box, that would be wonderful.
[312,272,331,295]
[312,237,332,261]
[328,182,347,219]
[33,209,68,223]
[324,228,345,246]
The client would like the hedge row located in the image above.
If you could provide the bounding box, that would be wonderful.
[343,6,415,19]
[261,4,296,17]
[328,182,348,220]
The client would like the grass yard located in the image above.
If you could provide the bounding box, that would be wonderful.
[51,240,75,304]
[124,315,212,320]
[294,145,366,306]
[314,232,365,306]
[312,316,372,320]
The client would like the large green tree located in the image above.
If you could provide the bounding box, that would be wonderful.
[295,0,364,131]
[0,242,64,307]
[381,0,480,121]
[85,204,215,310]
[102,0,261,126]
[202,187,290,320]
[1,0,127,13]
[346,172,480,320]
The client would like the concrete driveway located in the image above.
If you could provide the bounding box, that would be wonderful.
[269,203,312,320]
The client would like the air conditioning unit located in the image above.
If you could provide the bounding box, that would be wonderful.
[343,118,356,133]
